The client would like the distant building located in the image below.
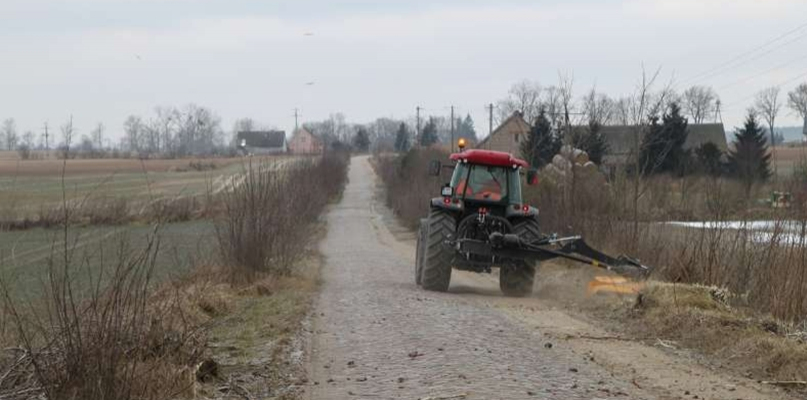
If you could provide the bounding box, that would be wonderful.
[475,112,531,156]
[596,123,729,165]
[288,128,324,154]
[236,131,287,155]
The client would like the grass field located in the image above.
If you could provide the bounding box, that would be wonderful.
[0,153,299,301]
[0,153,293,220]
[772,145,807,176]
[0,220,217,301]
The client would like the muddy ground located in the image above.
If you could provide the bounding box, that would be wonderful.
[302,156,798,400]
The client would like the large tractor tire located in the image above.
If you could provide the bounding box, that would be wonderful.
[500,218,540,297]
[415,219,428,286]
[420,210,456,292]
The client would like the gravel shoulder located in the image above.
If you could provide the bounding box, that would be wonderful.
[306,155,795,400]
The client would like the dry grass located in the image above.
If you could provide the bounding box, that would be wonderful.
[374,148,450,229]
[529,168,807,323]
[628,282,807,384]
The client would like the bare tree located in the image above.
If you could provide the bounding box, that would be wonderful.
[582,87,615,126]
[91,122,105,151]
[155,106,179,154]
[2,118,18,150]
[648,88,680,118]
[233,118,257,134]
[496,80,543,124]
[682,85,719,124]
[754,86,781,175]
[60,117,74,158]
[613,96,633,125]
[21,131,35,148]
[787,83,807,138]
[557,73,576,133]
[176,104,224,154]
[123,115,143,153]
[543,85,563,128]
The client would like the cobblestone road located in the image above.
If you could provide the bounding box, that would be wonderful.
[307,156,648,400]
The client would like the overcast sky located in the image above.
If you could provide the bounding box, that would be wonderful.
[1,0,807,143]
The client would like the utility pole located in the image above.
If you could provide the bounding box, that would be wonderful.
[450,105,455,152]
[416,106,422,146]
[714,100,723,124]
[294,108,300,132]
[43,122,49,156]
[488,103,494,137]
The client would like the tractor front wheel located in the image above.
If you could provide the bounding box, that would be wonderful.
[500,218,540,297]
[420,210,455,292]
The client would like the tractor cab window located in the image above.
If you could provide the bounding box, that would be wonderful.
[451,164,509,202]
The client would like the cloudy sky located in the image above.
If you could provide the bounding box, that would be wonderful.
[1,0,806,142]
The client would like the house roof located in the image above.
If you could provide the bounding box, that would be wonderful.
[476,111,530,149]
[293,127,321,142]
[597,123,728,155]
[237,131,286,148]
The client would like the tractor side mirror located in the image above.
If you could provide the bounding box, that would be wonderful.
[526,169,539,186]
[428,160,441,176]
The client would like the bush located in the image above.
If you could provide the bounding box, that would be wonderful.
[0,228,204,400]
[216,152,349,283]
[374,148,449,229]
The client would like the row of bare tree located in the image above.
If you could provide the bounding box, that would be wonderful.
[496,77,807,138]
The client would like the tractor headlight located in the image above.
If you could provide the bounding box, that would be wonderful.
[441,186,453,197]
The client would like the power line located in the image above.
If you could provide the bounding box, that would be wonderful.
[722,69,807,110]
[717,51,807,91]
[684,30,807,87]
[679,21,807,86]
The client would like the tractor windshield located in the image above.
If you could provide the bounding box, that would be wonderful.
[450,163,522,204]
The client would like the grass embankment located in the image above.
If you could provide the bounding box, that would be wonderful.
[376,147,807,390]
[625,283,807,388]
[0,152,349,400]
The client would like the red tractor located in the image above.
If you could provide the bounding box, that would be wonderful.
[415,148,647,296]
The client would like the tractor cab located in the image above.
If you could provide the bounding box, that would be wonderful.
[431,149,537,218]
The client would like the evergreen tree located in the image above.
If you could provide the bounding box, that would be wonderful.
[352,127,371,152]
[571,121,608,164]
[520,109,560,168]
[420,118,439,147]
[727,112,771,190]
[694,142,723,176]
[639,102,689,175]
[457,114,477,142]
[394,123,410,153]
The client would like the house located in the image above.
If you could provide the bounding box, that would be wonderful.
[288,127,324,154]
[475,112,531,156]
[596,123,729,165]
[236,131,287,155]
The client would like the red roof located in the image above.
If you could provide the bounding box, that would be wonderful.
[450,149,529,168]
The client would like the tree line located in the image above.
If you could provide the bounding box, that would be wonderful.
[1,104,235,159]
[510,77,800,192]
[300,112,478,154]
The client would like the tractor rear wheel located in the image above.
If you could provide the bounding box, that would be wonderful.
[500,218,540,297]
[415,219,428,286]
[420,210,455,292]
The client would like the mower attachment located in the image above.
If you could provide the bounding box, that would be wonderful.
[455,232,650,278]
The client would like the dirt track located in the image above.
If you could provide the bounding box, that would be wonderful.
[307,156,794,400]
